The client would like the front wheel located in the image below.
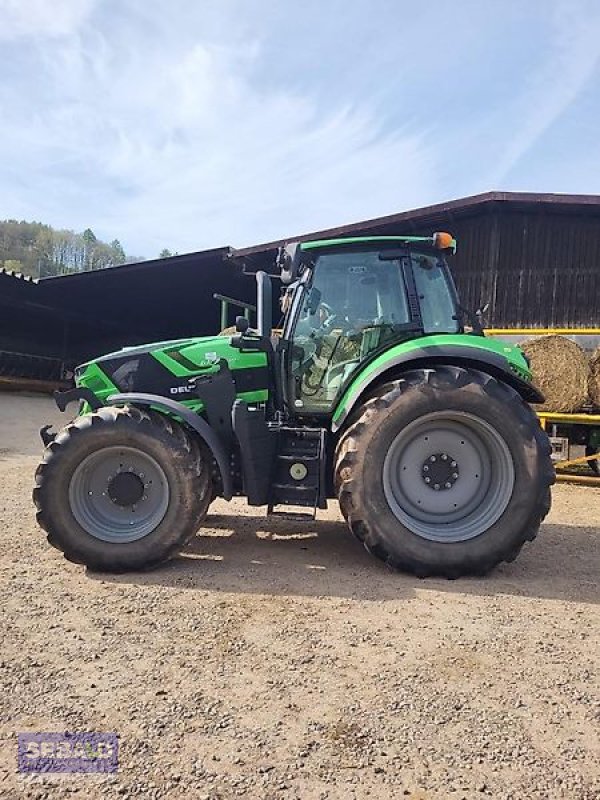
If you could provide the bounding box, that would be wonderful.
[33,406,212,571]
[335,366,554,578]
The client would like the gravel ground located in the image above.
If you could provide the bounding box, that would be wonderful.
[0,393,599,800]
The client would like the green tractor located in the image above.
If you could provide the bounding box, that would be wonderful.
[34,233,554,577]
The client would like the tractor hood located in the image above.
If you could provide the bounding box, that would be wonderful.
[74,334,269,407]
[89,334,228,367]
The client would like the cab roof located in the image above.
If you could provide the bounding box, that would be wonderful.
[300,234,457,254]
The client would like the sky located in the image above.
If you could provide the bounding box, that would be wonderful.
[1,0,600,258]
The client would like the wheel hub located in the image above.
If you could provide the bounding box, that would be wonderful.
[421,452,459,491]
[107,471,145,507]
[69,446,169,543]
[382,411,515,542]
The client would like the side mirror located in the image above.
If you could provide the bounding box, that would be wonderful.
[276,241,313,284]
[277,242,299,285]
[235,316,250,333]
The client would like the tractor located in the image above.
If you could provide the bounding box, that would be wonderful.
[34,233,554,577]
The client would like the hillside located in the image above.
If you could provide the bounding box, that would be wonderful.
[0,220,142,278]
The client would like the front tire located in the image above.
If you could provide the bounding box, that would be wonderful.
[335,366,554,578]
[33,406,212,571]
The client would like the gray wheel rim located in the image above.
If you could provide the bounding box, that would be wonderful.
[382,411,515,542]
[69,446,169,543]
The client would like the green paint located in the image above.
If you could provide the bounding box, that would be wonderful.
[150,335,267,377]
[75,333,269,415]
[332,333,531,425]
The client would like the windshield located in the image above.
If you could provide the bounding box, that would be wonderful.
[288,247,458,413]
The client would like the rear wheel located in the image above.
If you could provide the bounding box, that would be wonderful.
[33,406,212,571]
[335,366,554,577]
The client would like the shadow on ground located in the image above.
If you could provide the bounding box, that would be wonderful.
[91,513,599,604]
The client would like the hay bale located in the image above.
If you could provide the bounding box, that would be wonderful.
[520,335,588,412]
[589,347,600,408]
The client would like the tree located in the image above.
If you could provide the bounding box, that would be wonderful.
[82,228,97,271]
[159,248,174,258]
[110,239,126,266]
[0,220,140,276]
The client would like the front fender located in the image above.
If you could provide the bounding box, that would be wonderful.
[106,392,233,500]
[331,338,544,433]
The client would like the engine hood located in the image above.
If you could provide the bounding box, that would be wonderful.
[75,334,269,406]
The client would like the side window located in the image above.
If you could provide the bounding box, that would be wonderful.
[412,254,459,334]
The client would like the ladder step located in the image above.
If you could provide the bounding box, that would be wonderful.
[272,483,318,492]
[269,426,326,517]
[267,510,316,522]
[276,454,320,462]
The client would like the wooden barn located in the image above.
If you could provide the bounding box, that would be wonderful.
[2,191,599,386]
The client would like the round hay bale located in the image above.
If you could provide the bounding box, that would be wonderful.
[520,335,588,413]
[589,346,600,408]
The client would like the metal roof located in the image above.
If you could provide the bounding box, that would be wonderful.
[0,267,38,283]
[233,191,600,256]
[39,246,229,283]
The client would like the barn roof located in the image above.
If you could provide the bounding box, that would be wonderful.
[232,191,600,257]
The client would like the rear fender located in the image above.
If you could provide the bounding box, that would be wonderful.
[331,343,544,433]
[106,392,233,500]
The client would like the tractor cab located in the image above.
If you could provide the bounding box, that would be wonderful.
[232,233,461,417]
[278,235,460,414]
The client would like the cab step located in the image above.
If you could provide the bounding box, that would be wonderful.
[267,426,326,516]
[267,510,317,522]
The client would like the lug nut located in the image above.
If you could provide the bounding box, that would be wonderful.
[424,477,431,484]
[430,456,436,462]
[451,461,457,468]
[423,465,429,472]
[452,472,458,479]
[441,454,448,461]
[434,483,440,490]
[445,482,452,489]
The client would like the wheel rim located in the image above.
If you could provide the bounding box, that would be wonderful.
[382,411,515,542]
[69,446,170,542]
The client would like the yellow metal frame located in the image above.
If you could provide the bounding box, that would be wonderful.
[538,411,600,426]
[537,412,600,485]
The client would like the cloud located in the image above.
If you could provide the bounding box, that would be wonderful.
[0,5,439,254]
[1,1,599,257]
[486,0,600,185]
[0,0,94,40]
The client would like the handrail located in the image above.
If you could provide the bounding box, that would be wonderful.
[213,293,257,331]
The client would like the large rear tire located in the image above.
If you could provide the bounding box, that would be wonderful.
[33,406,212,571]
[335,366,554,578]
